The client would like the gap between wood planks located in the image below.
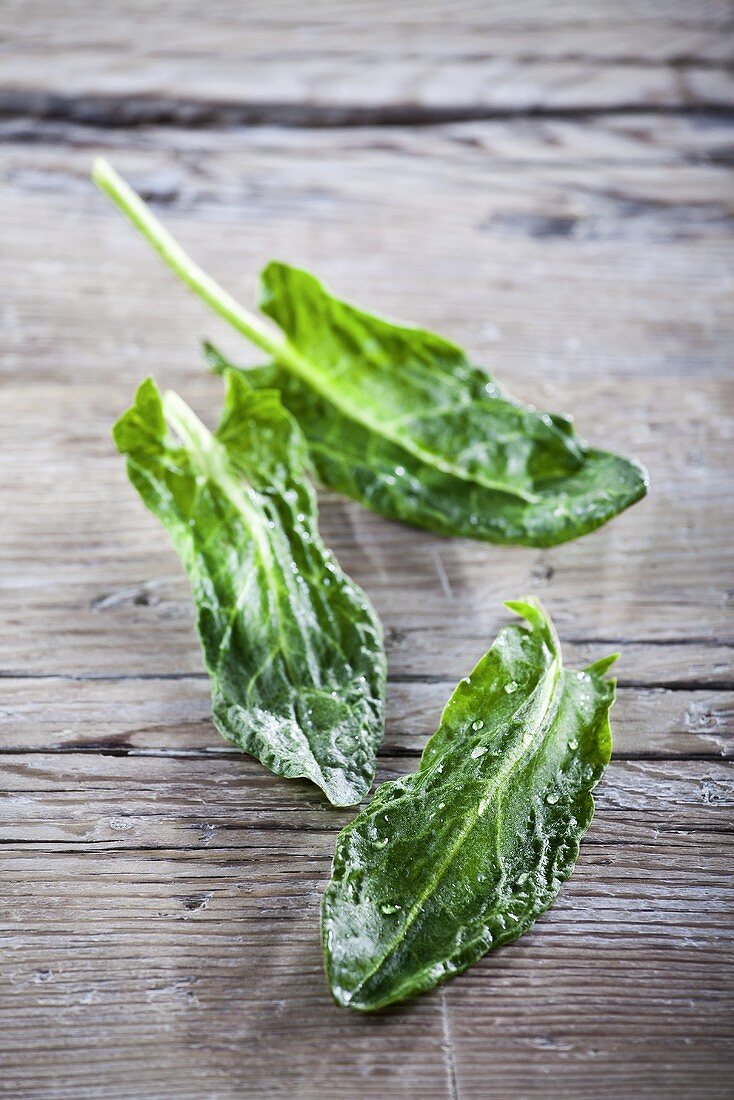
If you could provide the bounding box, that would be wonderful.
[1,670,732,690]
[0,748,728,763]
[2,91,734,131]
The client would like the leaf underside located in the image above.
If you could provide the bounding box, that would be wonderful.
[321,598,615,1010]
[207,262,647,547]
[113,372,385,806]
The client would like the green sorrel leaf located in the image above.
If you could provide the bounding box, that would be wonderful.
[93,159,647,548]
[321,598,615,1009]
[114,372,385,806]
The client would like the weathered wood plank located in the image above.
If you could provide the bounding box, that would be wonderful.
[0,755,731,848]
[2,117,733,387]
[5,634,733,688]
[2,677,732,759]
[2,1,733,122]
[0,757,731,1097]
[0,838,452,1099]
[0,121,732,682]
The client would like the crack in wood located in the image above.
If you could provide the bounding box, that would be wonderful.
[1,672,731,690]
[1,90,733,131]
[0,747,729,762]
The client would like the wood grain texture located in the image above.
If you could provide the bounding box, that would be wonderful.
[2,678,732,759]
[3,114,733,387]
[2,0,733,123]
[1,3,733,1096]
[1,755,732,1098]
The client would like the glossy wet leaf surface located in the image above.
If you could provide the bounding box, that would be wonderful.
[321,598,616,1009]
[113,371,385,806]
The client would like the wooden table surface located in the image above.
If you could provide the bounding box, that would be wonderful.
[1,3,733,1097]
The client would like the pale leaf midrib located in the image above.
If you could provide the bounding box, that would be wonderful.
[276,340,541,504]
[163,394,328,760]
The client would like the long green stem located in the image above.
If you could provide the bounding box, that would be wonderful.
[92,157,284,361]
[92,157,370,437]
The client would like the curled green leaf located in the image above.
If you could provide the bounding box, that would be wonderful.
[114,372,385,806]
[321,598,615,1010]
[93,158,648,549]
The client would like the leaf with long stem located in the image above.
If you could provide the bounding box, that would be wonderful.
[94,158,647,546]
